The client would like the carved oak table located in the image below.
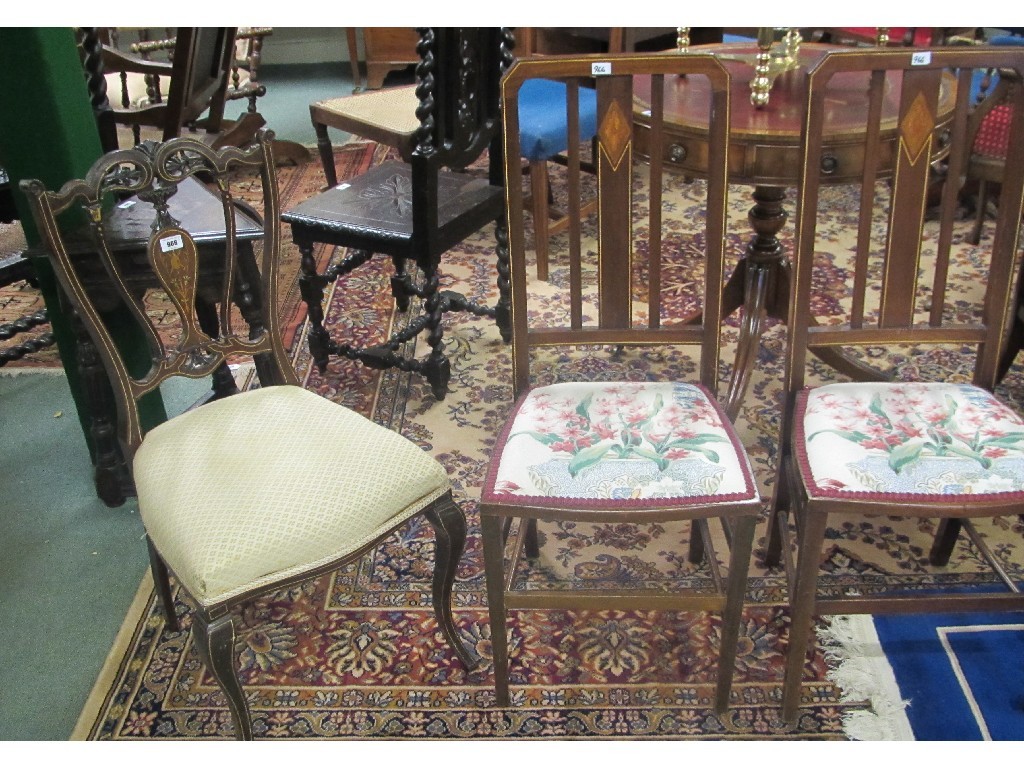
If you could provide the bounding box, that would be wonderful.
[633,42,956,419]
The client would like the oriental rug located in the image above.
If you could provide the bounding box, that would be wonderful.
[73,146,1024,740]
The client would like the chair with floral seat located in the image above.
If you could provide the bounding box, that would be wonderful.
[964,34,1024,245]
[480,52,760,713]
[761,47,1024,724]
[20,132,478,739]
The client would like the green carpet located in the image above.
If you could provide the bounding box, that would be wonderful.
[0,371,210,740]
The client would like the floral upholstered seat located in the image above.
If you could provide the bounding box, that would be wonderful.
[482,381,758,508]
[796,382,1024,502]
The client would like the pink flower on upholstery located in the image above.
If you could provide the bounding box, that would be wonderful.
[513,389,730,477]
[809,389,1024,474]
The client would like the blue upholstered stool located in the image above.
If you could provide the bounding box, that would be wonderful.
[518,78,599,279]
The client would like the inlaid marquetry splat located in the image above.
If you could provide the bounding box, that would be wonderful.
[899,91,936,165]
[598,99,632,171]
[147,226,212,353]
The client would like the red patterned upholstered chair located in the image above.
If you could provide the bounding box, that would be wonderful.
[965,40,1024,245]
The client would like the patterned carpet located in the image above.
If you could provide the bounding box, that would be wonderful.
[51,147,1024,740]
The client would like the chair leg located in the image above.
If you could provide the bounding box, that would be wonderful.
[493,216,513,344]
[688,521,706,564]
[928,518,963,566]
[781,508,829,723]
[424,493,479,671]
[191,611,253,740]
[481,514,511,706]
[296,241,332,373]
[313,120,338,188]
[524,518,540,559]
[764,452,793,568]
[146,536,178,632]
[389,256,412,313]
[420,265,451,401]
[969,179,988,246]
[714,514,756,714]
[530,160,551,281]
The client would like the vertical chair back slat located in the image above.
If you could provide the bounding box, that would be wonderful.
[851,69,887,328]
[878,67,944,330]
[566,79,584,329]
[930,66,975,326]
[647,73,664,330]
[500,53,731,400]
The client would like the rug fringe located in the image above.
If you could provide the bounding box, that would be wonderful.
[818,614,915,741]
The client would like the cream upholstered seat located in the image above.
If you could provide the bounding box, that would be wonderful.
[20,132,477,740]
[135,385,450,606]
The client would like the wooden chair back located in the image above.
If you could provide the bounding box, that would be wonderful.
[19,132,295,461]
[83,28,237,150]
[499,52,732,398]
[786,46,1024,400]
[408,28,513,242]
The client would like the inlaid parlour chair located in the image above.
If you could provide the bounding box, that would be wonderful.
[20,133,477,740]
[283,28,515,401]
[761,47,1024,724]
[481,53,760,712]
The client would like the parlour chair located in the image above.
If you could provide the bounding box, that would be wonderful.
[481,53,760,712]
[310,84,421,184]
[283,28,515,401]
[762,47,1024,724]
[125,26,274,117]
[81,28,250,149]
[20,132,478,740]
[80,28,308,164]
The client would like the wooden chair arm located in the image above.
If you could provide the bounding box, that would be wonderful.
[101,46,174,77]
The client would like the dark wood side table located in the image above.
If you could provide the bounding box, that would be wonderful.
[29,176,263,506]
[633,42,957,419]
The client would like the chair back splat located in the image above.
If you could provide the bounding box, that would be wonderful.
[481,53,760,714]
[22,134,292,459]
[763,46,1024,723]
[21,133,478,739]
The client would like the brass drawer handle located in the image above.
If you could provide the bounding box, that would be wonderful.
[669,143,687,163]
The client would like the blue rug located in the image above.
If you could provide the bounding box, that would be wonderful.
[873,609,1024,740]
